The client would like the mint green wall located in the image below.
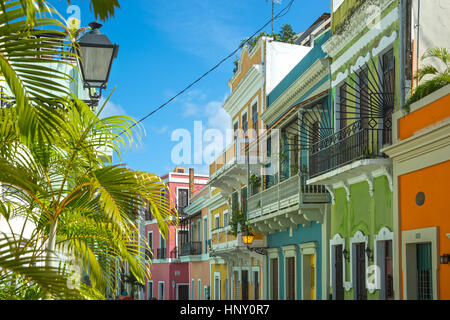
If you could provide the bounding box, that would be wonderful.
[330,176,392,300]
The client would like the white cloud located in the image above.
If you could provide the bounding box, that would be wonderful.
[98,98,127,118]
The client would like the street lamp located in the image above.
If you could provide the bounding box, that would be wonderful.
[77,21,119,105]
[241,229,266,255]
[242,230,255,245]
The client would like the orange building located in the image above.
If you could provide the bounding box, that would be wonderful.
[383,84,450,300]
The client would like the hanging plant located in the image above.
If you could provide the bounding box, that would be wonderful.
[228,209,251,237]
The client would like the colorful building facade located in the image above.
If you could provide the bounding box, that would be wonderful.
[248,16,332,301]
[384,84,450,300]
[142,167,208,300]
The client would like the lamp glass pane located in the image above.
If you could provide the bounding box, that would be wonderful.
[80,46,114,86]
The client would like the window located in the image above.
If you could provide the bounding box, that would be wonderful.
[214,274,221,300]
[381,49,395,145]
[198,279,202,300]
[147,281,153,300]
[145,202,153,221]
[339,83,347,130]
[252,103,258,134]
[197,219,201,242]
[359,67,369,129]
[203,217,208,253]
[191,279,195,300]
[146,232,153,259]
[158,282,165,300]
[223,211,228,227]
[242,112,248,135]
[177,189,189,215]
[214,214,220,230]
[232,192,239,213]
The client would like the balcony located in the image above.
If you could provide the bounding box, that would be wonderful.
[308,118,391,179]
[208,142,248,198]
[179,241,202,257]
[248,173,328,219]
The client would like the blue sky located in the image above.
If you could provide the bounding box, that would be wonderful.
[53,0,331,176]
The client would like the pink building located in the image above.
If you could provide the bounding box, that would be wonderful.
[143,167,208,300]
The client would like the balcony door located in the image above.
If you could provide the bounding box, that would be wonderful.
[270,258,279,300]
[241,270,249,300]
[286,257,296,300]
[334,245,345,300]
[355,243,367,300]
[417,243,433,300]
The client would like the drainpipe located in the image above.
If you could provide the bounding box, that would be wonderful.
[415,0,421,87]
[399,0,406,109]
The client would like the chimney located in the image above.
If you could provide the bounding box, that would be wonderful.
[189,168,195,200]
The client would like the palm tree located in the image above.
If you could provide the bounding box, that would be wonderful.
[0,0,174,299]
[405,47,450,108]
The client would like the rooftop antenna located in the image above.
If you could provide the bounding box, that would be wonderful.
[267,0,282,35]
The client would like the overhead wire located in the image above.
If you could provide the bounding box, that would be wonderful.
[118,0,295,136]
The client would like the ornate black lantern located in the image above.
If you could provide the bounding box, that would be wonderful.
[77,22,119,102]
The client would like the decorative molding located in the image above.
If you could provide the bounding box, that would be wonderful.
[363,173,374,197]
[350,51,372,74]
[324,0,396,59]
[343,183,351,202]
[331,69,349,88]
[329,6,398,76]
[263,58,329,126]
[325,185,335,204]
[372,31,397,57]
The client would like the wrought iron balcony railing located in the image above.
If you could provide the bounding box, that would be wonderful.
[179,241,202,256]
[309,118,391,179]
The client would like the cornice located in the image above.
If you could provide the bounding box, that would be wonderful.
[262,58,329,126]
[323,0,395,58]
[223,64,264,118]
[382,119,450,164]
